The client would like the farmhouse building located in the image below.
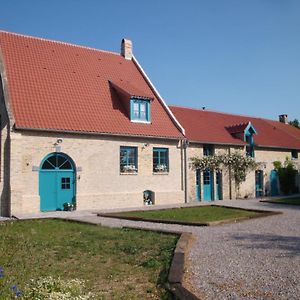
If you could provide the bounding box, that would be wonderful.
[0,31,185,216]
[170,106,300,201]
[0,31,299,216]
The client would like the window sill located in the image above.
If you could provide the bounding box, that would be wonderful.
[130,120,151,124]
[153,172,169,175]
[120,172,138,175]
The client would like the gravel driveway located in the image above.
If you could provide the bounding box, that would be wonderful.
[187,199,300,299]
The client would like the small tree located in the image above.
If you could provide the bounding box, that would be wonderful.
[273,158,297,194]
[191,152,260,198]
[289,119,300,129]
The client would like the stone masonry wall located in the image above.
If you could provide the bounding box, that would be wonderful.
[187,144,297,201]
[7,131,184,215]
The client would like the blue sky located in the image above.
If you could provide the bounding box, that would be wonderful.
[1,0,299,121]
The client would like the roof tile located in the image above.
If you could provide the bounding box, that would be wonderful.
[0,31,183,139]
[170,106,300,150]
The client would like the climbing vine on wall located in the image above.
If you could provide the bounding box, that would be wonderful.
[191,152,261,195]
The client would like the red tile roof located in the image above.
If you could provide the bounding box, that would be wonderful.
[169,106,300,150]
[226,122,249,134]
[0,31,183,139]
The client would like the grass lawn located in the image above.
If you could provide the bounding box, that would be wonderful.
[0,219,178,299]
[112,205,260,224]
[266,197,300,205]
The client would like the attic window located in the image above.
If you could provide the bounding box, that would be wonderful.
[130,98,151,123]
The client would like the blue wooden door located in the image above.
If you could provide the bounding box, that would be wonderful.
[216,171,223,200]
[40,171,57,211]
[196,170,201,201]
[255,170,264,198]
[203,170,214,201]
[270,170,279,196]
[39,153,75,211]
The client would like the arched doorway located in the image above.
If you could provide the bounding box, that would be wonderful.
[39,153,76,211]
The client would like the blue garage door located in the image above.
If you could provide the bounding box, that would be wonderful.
[39,153,75,211]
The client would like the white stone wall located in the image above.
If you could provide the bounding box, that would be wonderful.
[7,131,184,215]
[187,144,297,201]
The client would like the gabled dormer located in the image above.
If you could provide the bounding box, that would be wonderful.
[226,122,257,157]
[109,80,153,123]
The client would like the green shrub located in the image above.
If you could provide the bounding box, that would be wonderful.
[273,158,298,195]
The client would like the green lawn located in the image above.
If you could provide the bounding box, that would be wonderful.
[113,206,260,224]
[267,197,300,205]
[0,219,178,299]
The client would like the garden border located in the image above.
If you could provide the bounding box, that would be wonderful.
[97,205,281,227]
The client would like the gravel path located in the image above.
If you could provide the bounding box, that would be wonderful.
[187,199,300,300]
[14,198,300,299]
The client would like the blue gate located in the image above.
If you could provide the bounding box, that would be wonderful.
[270,170,279,196]
[203,170,214,201]
[39,153,75,211]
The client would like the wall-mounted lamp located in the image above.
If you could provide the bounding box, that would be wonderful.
[54,139,63,152]
[142,143,149,150]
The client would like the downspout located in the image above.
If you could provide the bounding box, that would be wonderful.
[229,147,232,200]
[183,139,189,203]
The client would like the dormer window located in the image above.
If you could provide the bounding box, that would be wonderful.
[130,98,151,123]
[246,134,254,157]
[226,122,257,158]
[109,80,153,124]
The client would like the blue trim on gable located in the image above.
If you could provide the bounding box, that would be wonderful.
[245,122,256,157]
[244,122,257,138]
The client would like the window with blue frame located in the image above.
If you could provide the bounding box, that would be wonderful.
[246,134,255,157]
[120,146,138,173]
[130,98,150,122]
[203,145,214,156]
[291,150,298,160]
[153,148,169,172]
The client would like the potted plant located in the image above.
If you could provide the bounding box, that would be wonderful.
[63,202,75,211]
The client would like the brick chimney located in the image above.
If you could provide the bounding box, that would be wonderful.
[279,114,288,124]
[121,38,133,60]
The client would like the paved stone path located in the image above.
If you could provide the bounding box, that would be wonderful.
[13,198,300,299]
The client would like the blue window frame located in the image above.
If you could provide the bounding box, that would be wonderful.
[203,145,214,156]
[120,146,138,173]
[291,150,298,160]
[130,98,150,122]
[245,134,255,157]
[244,123,257,158]
[153,148,169,172]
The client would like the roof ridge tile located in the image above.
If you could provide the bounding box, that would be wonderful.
[0,30,120,57]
